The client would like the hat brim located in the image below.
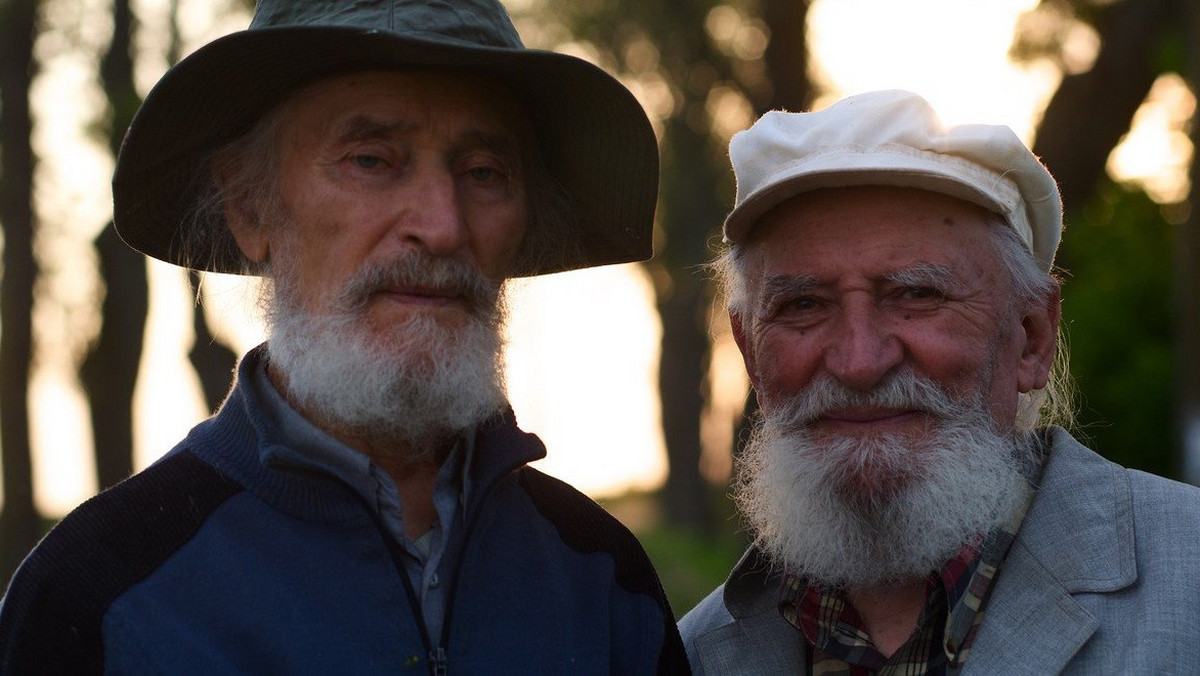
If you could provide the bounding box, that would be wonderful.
[113,27,658,276]
[724,156,1021,246]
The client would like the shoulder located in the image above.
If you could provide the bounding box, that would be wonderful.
[678,585,734,643]
[0,450,242,672]
[676,548,806,674]
[516,467,660,594]
[1018,427,1200,605]
[510,467,690,674]
[1041,426,1200,519]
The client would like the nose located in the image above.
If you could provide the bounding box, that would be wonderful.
[823,297,903,391]
[396,167,468,256]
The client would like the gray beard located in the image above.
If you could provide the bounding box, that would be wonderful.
[266,251,508,460]
[736,368,1036,590]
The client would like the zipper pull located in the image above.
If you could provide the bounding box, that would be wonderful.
[429,646,448,676]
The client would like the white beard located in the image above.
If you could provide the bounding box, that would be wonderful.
[736,368,1036,589]
[266,250,508,459]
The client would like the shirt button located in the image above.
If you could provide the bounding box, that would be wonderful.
[430,573,440,588]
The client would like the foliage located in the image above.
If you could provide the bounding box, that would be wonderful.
[638,524,744,616]
[603,488,745,615]
[1058,183,1177,477]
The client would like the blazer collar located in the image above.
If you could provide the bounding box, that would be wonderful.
[965,427,1136,673]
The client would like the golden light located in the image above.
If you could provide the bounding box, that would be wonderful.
[1108,74,1196,205]
[6,0,1193,518]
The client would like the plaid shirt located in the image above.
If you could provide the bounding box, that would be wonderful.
[780,454,1043,675]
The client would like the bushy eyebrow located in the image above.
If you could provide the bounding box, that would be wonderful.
[331,116,523,173]
[886,263,959,292]
[452,130,523,170]
[757,274,822,313]
[333,115,414,144]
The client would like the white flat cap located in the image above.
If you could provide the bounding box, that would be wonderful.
[724,90,1062,270]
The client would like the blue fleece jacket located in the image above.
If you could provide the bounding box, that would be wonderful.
[0,348,688,674]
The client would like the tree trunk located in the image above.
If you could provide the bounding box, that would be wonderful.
[655,111,725,533]
[80,228,145,490]
[188,272,238,412]
[760,0,812,113]
[80,0,146,491]
[729,0,815,471]
[0,0,42,584]
[1180,0,1200,484]
[1032,0,1176,230]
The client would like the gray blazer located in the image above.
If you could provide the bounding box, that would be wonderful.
[679,427,1200,674]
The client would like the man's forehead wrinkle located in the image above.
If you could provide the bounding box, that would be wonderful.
[762,273,822,295]
[324,112,522,161]
[754,261,965,308]
[331,114,417,144]
[452,129,522,160]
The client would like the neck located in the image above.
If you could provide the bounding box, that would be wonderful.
[845,581,927,658]
[370,452,445,540]
[337,430,456,541]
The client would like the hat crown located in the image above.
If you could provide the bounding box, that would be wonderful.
[724,90,1063,271]
[251,0,524,49]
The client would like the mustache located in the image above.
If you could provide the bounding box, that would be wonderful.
[335,252,501,318]
[773,367,975,431]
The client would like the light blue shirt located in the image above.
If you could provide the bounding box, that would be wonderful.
[249,359,472,644]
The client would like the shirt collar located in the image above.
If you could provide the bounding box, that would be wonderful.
[248,357,474,523]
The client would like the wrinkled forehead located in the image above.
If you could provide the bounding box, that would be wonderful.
[738,185,1003,282]
[274,67,534,154]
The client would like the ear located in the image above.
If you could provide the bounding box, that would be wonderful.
[214,160,271,265]
[1015,286,1061,392]
[730,311,763,393]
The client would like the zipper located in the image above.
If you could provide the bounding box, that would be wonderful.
[363,452,528,674]
[429,646,448,676]
[433,465,524,670]
[365,507,439,672]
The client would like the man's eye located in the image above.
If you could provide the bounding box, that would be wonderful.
[899,287,944,302]
[350,154,385,170]
[467,165,501,182]
[773,296,821,316]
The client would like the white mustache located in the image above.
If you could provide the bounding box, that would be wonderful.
[336,252,500,319]
[774,367,975,431]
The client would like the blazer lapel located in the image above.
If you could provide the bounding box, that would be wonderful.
[692,548,808,674]
[965,428,1136,673]
[692,606,806,675]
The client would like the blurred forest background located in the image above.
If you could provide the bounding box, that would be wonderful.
[1,0,1198,614]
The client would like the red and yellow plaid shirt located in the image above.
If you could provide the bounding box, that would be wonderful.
[780,454,1043,675]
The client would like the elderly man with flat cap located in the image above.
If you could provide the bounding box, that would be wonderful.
[0,1,688,673]
[679,90,1200,673]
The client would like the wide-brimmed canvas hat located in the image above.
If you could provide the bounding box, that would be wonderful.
[113,0,659,277]
[724,90,1062,271]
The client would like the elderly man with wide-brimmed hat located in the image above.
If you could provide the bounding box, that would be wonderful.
[0,1,687,672]
[678,90,1200,673]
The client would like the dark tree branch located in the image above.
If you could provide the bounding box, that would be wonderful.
[1032,0,1179,215]
[0,0,43,584]
[81,0,146,491]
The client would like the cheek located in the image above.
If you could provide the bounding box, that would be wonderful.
[276,236,359,312]
[751,332,823,403]
[469,208,526,276]
[904,327,1016,406]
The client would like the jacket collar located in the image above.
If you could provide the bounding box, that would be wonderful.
[963,426,1135,673]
